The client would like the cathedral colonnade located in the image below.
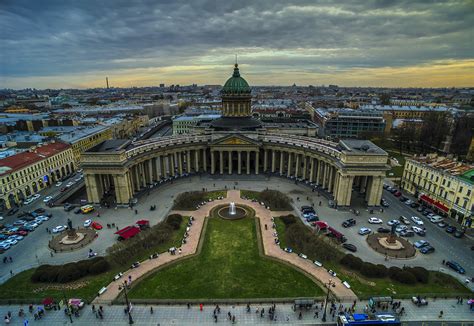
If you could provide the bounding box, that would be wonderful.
[82,134,389,208]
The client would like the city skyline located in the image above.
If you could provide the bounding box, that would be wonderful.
[1,0,474,89]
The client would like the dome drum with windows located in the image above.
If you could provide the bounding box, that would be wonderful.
[221,64,252,117]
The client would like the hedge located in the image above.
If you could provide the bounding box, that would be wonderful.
[393,270,417,284]
[31,257,110,283]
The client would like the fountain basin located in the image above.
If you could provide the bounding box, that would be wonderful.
[218,205,248,220]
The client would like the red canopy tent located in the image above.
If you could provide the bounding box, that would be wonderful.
[115,226,141,240]
[434,201,449,213]
[420,194,434,205]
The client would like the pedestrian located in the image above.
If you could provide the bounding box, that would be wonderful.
[228,311,231,320]
[9,257,12,262]
[99,306,103,313]
[319,201,322,206]
[214,315,217,323]
[314,310,319,318]
[199,303,203,311]
[298,312,302,320]
[10,270,13,276]
[232,315,235,324]
[50,251,53,257]
[134,209,138,215]
[92,305,96,313]
[187,303,190,309]
[439,310,443,318]
[150,306,153,314]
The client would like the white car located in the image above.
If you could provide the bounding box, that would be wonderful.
[0,216,3,221]
[4,239,18,246]
[74,177,82,182]
[23,198,34,205]
[0,243,11,250]
[411,216,424,225]
[368,217,383,224]
[55,182,62,187]
[52,225,67,233]
[10,235,23,241]
[25,222,38,229]
[84,219,92,227]
[33,194,41,200]
[358,227,372,235]
[299,253,308,259]
[34,218,43,225]
[43,196,53,203]
[37,215,49,221]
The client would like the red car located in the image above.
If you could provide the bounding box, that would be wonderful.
[15,230,28,236]
[91,221,103,230]
[394,191,402,197]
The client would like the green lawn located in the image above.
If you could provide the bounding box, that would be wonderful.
[129,215,323,299]
[386,150,406,178]
[274,217,472,299]
[0,217,188,303]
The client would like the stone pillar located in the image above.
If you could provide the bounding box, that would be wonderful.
[336,175,354,206]
[287,152,292,177]
[168,154,174,177]
[309,158,315,182]
[211,151,215,174]
[187,151,191,173]
[295,154,300,178]
[114,174,132,204]
[263,149,268,173]
[317,160,322,185]
[333,172,340,199]
[133,165,140,189]
[140,163,146,188]
[178,152,183,175]
[246,151,251,175]
[238,151,242,175]
[148,159,153,183]
[279,151,284,175]
[219,150,224,175]
[367,176,383,206]
[360,176,368,193]
[228,151,232,174]
[85,174,101,204]
[195,150,199,172]
[302,156,307,180]
[203,149,208,172]
[271,150,276,173]
[255,150,260,175]
[322,162,328,189]
[328,166,334,192]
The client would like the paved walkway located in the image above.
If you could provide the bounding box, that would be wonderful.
[1,299,472,325]
[93,190,355,303]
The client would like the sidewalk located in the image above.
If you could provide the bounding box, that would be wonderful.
[0,299,472,325]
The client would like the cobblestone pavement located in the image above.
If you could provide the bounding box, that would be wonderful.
[94,190,355,303]
[1,299,473,325]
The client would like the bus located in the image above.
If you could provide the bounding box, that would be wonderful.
[80,205,94,214]
[337,313,401,326]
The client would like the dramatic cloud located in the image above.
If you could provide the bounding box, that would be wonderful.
[0,0,473,88]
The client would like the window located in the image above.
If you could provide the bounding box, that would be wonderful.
[467,189,471,197]
[455,197,460,205]
[459,186,463,193]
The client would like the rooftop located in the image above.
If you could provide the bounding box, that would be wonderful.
[40,125,110,143]
[0,142,71,176]
[339,139,387,155]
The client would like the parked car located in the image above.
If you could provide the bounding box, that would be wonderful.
[358,227,371,235]
[445,225,457,233]
[283,247,293,253]
[84,219,92,228]
[453,230,464,238]
[414,240,429,248]
[446,261,465,274]
[131,262,140,269]
[74,208,82,214]
[52,225,67,233]
[342,243,357,252]
[412,297,428,306]
[55,182,62,187]
[368,217,383,224]
[91,221,103,230]
[411,216,424,226]
[395,225,407,233]
[394,191,402,197]
[420,245,435,254]
[64,203,74,212]
[399,230,415,237]
[417,206,424,212]
[411,226,426,236]
[437,221,448,228]
[399,216,410,225]
[410,202,419,208]
[342,218,356,228]
[377,227,391,233]
[429,215,443,223]
[387,219,400,226]
[43,196,53,203]
[298,253,308,259]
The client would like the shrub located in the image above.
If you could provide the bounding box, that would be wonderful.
[166,214,183,230]
[88,259,110,275]
[360,262,379,278]
[375,264,388,278]
[280,215,297,226]
[259,190,292,210]
[405,266,429,283]
[173,191,206,210]
[393,270,417,284]
[340,254,363,270]
[388,266,402,278]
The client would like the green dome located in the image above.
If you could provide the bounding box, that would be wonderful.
[222,64,251,95]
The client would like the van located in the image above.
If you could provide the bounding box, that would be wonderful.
[429,215,443,223]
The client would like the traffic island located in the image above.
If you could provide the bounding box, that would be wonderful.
[366,233,416,259]
[49,228,97,252]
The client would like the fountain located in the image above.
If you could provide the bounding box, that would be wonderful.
[229,202,236,215]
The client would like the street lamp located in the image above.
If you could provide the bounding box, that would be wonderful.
[321,279,336,322]
[120,281,134,324]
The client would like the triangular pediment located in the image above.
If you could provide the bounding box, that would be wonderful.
[211,134,260,146]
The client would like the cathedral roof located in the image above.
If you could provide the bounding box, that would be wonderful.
[222,64,251,95]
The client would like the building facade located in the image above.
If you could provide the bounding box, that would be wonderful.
[82,65,389,209]
[0,142,75,210]
[401,157,473,227]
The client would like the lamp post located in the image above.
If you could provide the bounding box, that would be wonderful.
[321,279,336,322]
[121,281,134,324]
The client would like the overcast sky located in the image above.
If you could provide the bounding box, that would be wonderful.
[1,0,473,89]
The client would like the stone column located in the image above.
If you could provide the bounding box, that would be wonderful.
[271,150,276,173]
[309,157,315,182]
[246,151,251,175]
[85,174,101,204]
[255,150,260,175]
[219,150,224,175]
[114,174,132,204]
[333,172,340,199]
[295,154,300,178]
[263,149,268,173]
[360,176,368,194]
[148,159,153,183]
[211,151,215,174]
[170,154,175,177]
[187,151,191,173]
[178,152,183,175]
[367,176,383,206]
[302,155,307,180]
[321,162,327,189]
[195,150,199,172]
[228,151,232,174]
[140,163,146,188]
[287,152,292,177]
[238,151,242,174]
[328,166,334,192]
[203,149,208,172]
[279,151,284,175]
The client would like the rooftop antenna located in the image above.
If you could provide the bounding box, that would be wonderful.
[106,77,109,89]
[235,54,238,65]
